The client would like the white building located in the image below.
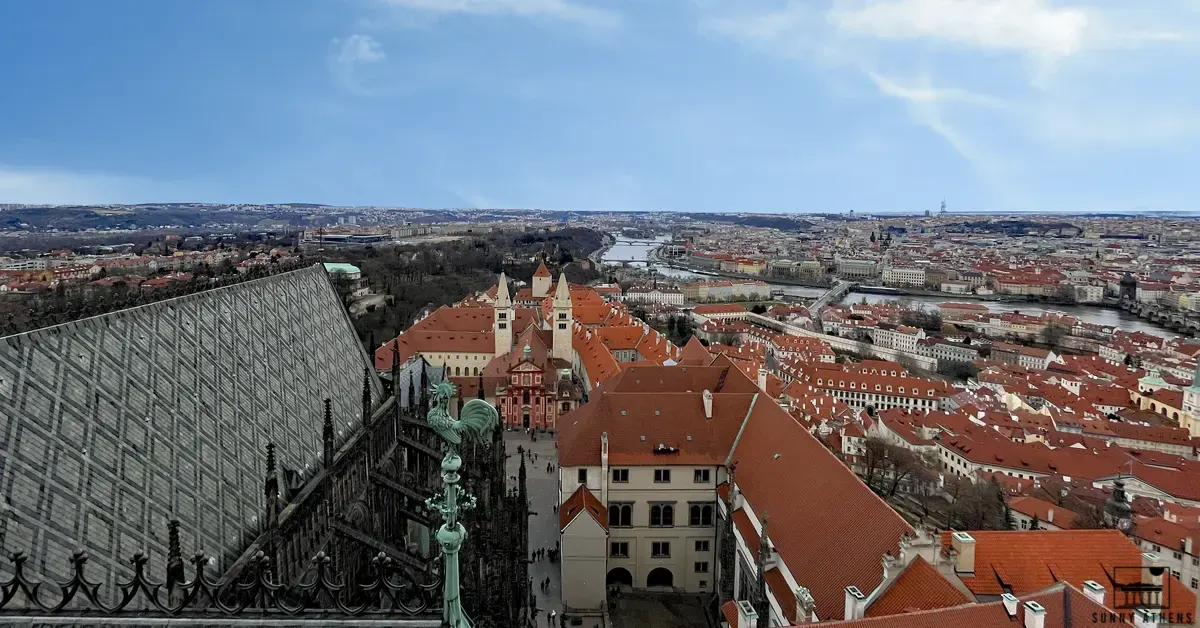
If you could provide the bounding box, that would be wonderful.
[882,266,926,288]
[623,287,685,306]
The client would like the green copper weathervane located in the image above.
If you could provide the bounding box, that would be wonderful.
[425,381,499,628]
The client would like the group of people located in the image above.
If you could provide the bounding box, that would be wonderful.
[532,545,559,563]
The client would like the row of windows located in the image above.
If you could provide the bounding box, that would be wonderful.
[817,378,936,396]
[610,540,711,558]
[578,468,712,484]
[608,503,714,528]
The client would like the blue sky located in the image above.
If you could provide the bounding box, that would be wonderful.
[1,0,1198,212]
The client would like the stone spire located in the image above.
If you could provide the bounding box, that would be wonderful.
[718,462,737,604]
[391,339,401,400]
[496,272,512,308]
[361,368,373,427]
[552,272,572,362]
[755,512,770,627]
[322,399,334,468]
[264,443,279,529]
[494,273,514,357]
[166,519,184,601]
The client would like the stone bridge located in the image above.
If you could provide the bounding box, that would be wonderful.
[809,279,855,313]
[1121,299,1200,335]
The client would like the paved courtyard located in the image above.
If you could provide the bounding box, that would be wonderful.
[506,430,567,628]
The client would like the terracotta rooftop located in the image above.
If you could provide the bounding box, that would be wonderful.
[864,556,970,618]
[559,485,607,532]
[834,584,1111,628]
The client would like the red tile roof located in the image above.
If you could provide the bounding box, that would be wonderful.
[559,485,607,532]
[864,556,970,618]
[938,529,1198,618]
[835,584,1111,628]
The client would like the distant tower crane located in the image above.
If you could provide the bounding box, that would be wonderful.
[939,199,947,215]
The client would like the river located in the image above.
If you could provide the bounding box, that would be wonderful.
[601,236,1177,338]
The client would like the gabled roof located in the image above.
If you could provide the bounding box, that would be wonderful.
[937,529,1197,618]
[836,584,1110,628]
[559,485,607,532]
[678,336,714,365]
[534,260,552,278]
[865,556,971,618]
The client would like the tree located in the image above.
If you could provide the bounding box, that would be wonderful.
[947,479,1008,530]
[751,304,767,314]
[870,232,877,243]
[937,361,980,381]
[1072,505,1110,530]
[1124,354,1135,367]
[1041,321,1070,347]
[1029,515,1040,530]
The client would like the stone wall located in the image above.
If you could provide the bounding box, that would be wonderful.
[0,264,380,584]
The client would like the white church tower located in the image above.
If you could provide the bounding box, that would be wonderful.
[552,272,573,362]
[532,260,552,298]
[494,272,514,357]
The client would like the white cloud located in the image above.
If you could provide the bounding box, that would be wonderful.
[829,0,1090,56]
[0,166,174,205]
[329,34,387,94]
[379,0,619,28]
[867,71,1004,107]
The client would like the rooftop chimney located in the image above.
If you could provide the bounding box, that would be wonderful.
[844,586,866,620]
[1082,580,1105,606]
[1047,508,1054,524]
[703,389,713,419]
[1001,593,1019,618]
[950,532,976,574]
[1023,601,1046,628]
[757,368,768,392]
[795,586,816,623]
[736,600,758,628]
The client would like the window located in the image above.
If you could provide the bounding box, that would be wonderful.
[652,542,670,558]
[558,323,567,330]
[690,503,714,526]
[650,504,675,527]
[699,580,707,589]
[608,503,632,527]
[1193,578,1199,590]
[654,469,671,483]
[612,468,629,483]
[695,562,709,573]
[1174,552,1183,560]
[498,312,507,320]
[559,312,568,320]
[694,469,710,483]
[610,542,629,558]
[695,540,710,552]
[523,391,531,404]
[1171,570,1181,580]
[498,322,506,329]
[1153,544,1162,552]
[578,469,588,484]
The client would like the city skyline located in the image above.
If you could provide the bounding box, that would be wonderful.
[2,0,1198,212]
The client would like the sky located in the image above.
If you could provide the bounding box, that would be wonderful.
[1,0,1198,212]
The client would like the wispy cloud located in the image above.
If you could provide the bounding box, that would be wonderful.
[829,0,1091,56]
[378,0,620,28]
[0,166,176,205]
[328,34,387,94]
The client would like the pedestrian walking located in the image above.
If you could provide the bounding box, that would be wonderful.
[550,609,557,625]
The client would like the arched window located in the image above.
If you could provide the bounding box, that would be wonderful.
[523,390,531,405]
[473,367,479,376]
[455,366,460,376]
[689,503,714,526]
[608,503,632,527]
[650,504,674,527]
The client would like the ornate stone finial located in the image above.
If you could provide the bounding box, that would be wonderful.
[362,368,373,427]
[322,398,334,468]
[477,373,485,400]
[166,519,184,593]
